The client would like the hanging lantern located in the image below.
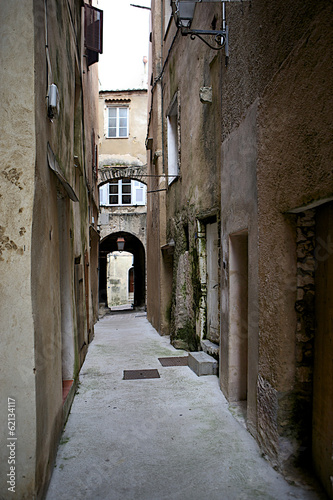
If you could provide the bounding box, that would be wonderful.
[117,237,125,252]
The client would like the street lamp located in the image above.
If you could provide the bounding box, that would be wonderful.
[117,237,125,252]
[171,0,228,52]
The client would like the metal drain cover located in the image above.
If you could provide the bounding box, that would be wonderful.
[123,369,160,380]
[158,357,188,367]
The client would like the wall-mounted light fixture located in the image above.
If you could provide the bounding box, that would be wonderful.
[171,0,228,52]
[117,237,125,252]
[47,84,59,119]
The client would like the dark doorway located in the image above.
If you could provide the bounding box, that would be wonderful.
[312,202,333,496]
[129,267,135,294]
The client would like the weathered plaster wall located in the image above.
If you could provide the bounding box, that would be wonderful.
[146,0,171,334]
[99,206,147,247]
[82,22,100,331]
[0,0,100,497]
[220,0,333,487]
[0,2,37,497]
[99,90,148,166]
[220,101,258,435]
[156,4,222,349]
[148,0,333,495]
[221,0,326,140]
[32,1,80,494]
[256,1,333,483]
[212,0,333,484]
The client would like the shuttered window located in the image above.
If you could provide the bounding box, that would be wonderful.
[108,179,132,205]
[84,5,103,66]
[99,180,146,206]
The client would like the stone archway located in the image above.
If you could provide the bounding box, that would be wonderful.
[98,164,148,186]
[99,231,146,309]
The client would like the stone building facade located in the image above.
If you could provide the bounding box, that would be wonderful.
[0,1,101,497]
[106,251,134,308]
[98,90,148,309]
[146,0,333,497]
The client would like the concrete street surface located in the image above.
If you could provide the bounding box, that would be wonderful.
[46,312,325,500]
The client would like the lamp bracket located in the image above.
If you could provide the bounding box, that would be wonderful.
[172,0,229,53]
[181,28,228,50]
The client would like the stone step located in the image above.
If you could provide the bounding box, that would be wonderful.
[188,351,218,377]
[201,339,219,357]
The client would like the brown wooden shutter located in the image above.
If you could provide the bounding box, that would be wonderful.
[84,5,103,65]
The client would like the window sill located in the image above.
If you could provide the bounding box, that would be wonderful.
[106,136,129,140]
[100,204,146,207]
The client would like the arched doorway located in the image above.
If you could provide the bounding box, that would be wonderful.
[99,231,146,309]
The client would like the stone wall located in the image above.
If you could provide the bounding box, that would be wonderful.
[99,206,147,259]
[294,211,316,457]
[0,1,100,497]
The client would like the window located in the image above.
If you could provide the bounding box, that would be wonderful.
[109,179,119,204]
[84,5,103,66]
[107,107,129,138]
[164,0,172,34]
[109,179,131,205]
[167,94,180,184]
[99,180,146,206]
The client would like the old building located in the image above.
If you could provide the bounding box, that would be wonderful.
[105,251,135,308]
[146,0,333,497]
[147,2,223,343]
[0,0,102,497]
[98,89,148,310]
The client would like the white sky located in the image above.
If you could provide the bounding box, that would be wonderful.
[96,0,151,91]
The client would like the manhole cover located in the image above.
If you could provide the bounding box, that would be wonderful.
[158,357,188,367]
[123,369,160,380]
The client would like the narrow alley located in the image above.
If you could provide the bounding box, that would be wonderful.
[46,312,324,500]
[1,1,332,499]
